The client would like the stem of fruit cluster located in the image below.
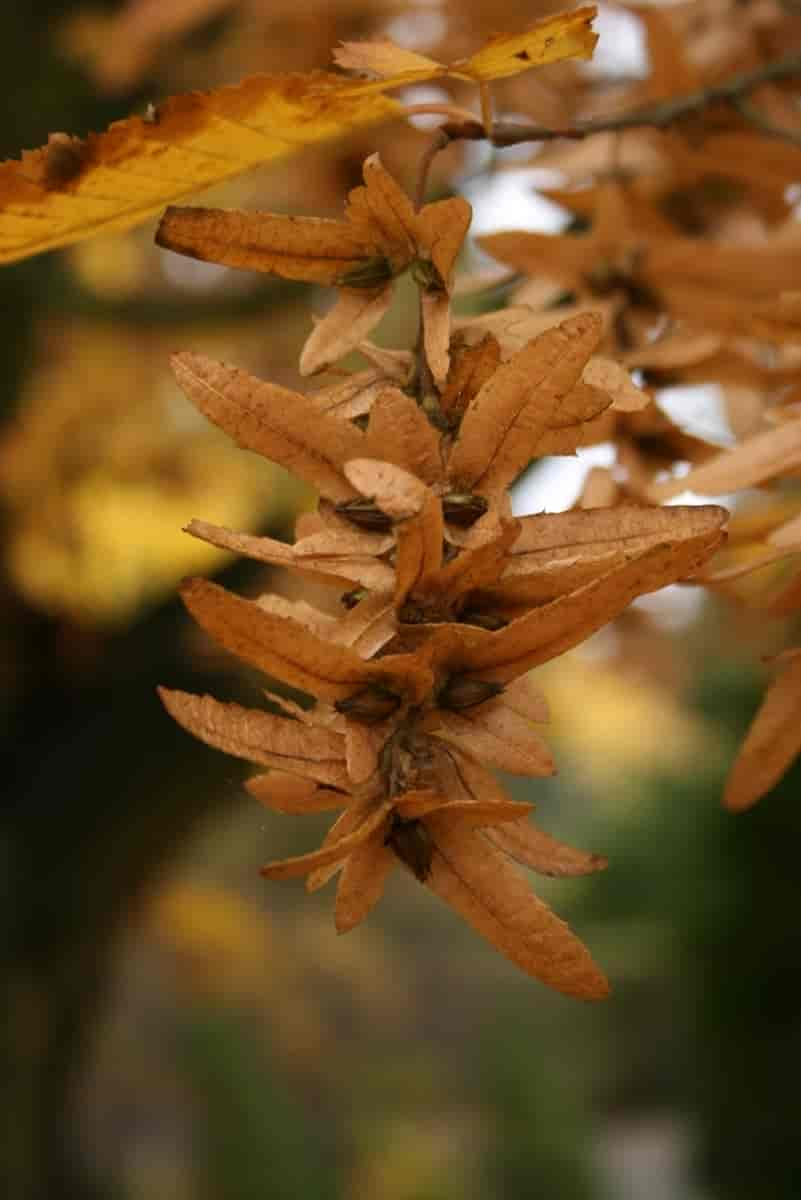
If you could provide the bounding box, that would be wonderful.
[405,48,801,156]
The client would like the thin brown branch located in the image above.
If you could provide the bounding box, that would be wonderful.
[730,95,801,150]
[414,126,450,211]
[434,49,801,150]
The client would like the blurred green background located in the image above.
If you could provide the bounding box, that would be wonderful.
[2,3,801,1198]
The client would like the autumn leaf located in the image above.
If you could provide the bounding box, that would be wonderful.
[334,7,598,87]
[0,75,402,265]
[458,512,727,682]
[724,651,801,811]
[245,773,347,814]
[486,822,608,878]
[160,155,471,375]
[425,821,608,999]
[171,352,366,501]
[650,418,801,501]
[158,688,350,788]
[447,312,607,496]
[486,505,726,607]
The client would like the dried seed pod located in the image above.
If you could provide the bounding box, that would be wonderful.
[398,602,426,625]
[336,684,402,724]
[439,676,505,711]
[459,611,509,631]
[442,492,489,527]
[387,815,434,881]
[335,498,394,532]
[336,257,394,288]
[341,587,368,609]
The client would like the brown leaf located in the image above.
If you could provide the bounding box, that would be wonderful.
[260,800,392,879]
[448,313,604,496]
[333,39,442,84]
[724,651,801,811]
[300,286,393,375]
[650,419,801,500]
[334,593,397,658]
[305,795,380,892]
[345,720,393,784]
[426,520,519,603]
[487,505,726,606]
[530,384,613,457]
[395,491,445,604]
[459,516,727,681]
[334,834,395,932]
[750,293,801,343]
[425,822,608,999]
[344,457,429,520]
[246,773,347,813]
[364,393,443,485]
[496,676,549,723]
[158,688,349,787]
[486,821,608,877]
[172,353,365,502]
[431,702,555,777]
[440,335,501,420]
[180,577,379,701]
[416,798,533,831]
[157,207,377,284]
[583,357,649,412]
[421,289,452,388]
[311,369,394,421]
[416,197,472,290]
[357,153,419,266]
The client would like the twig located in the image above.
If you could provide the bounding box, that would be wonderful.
[414,127,450,211]
[730,95,801,150]
[430,50,801,150]
[478,82,494,135]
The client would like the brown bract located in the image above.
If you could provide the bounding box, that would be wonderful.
[158,155,471,378]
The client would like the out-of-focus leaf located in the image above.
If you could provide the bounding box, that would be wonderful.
[0,74,401,264]
[650,418,801,500]
[724,650,801,811]
[0,322,291,625]
[335,8,597,86]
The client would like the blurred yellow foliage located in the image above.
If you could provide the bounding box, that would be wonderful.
[0,321,304,624]
[541,654,718,788]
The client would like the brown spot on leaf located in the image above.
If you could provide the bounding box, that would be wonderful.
[43,133,89,190]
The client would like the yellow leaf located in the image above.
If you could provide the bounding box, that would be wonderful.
[451,7,598,81]
[0,73,401,265]
[335,9,597,92]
